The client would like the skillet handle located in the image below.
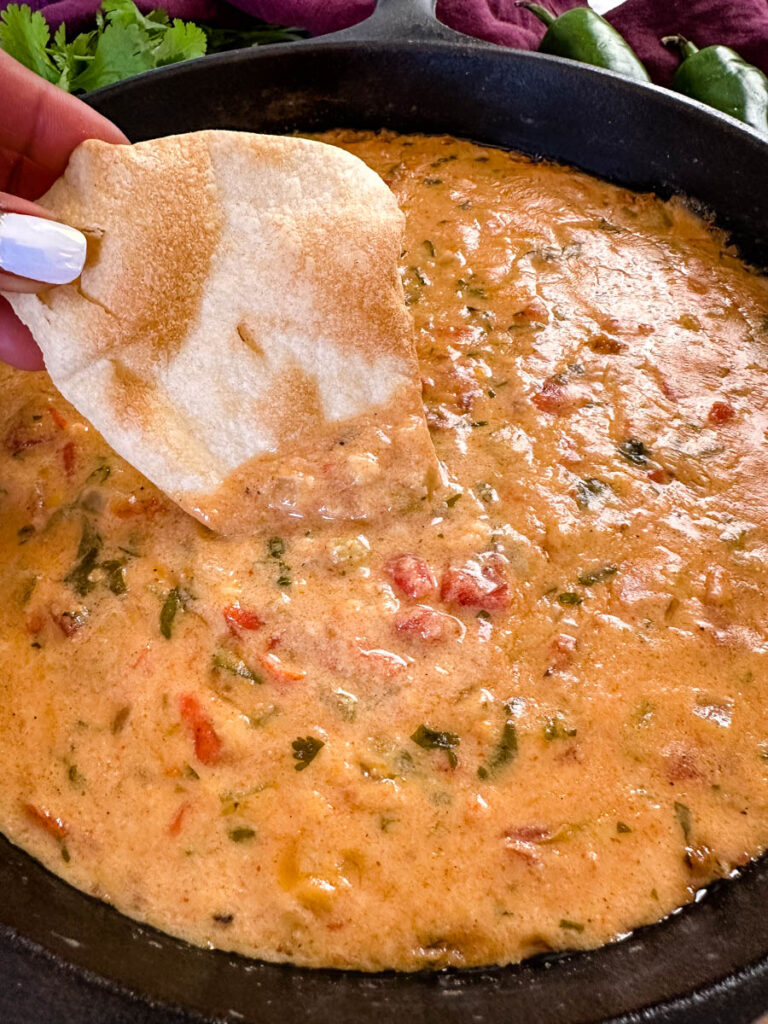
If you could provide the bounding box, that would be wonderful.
[321,0,465,44]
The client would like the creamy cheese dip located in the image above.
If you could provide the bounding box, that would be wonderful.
[2,132,768,971]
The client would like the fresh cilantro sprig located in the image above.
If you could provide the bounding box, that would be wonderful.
[0,0,304,93]
[0,0,206,91]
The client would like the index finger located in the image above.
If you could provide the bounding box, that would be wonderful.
[0,51,128,199]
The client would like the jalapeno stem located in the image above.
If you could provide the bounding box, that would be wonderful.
[516,2,556,29]
[662,35,699,61]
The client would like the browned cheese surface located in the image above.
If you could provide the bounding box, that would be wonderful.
[2,132,768,971]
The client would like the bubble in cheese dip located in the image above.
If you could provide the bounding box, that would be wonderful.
[2,131,768,972]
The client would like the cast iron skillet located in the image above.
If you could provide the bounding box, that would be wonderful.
[3,1,768,1020]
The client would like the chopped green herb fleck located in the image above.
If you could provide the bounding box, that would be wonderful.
[276,567,291,587]
[65,519,102,595]
[333,688,358,722]
[268,537,285,558]
[559,919,585,933]
[631,698,655,727]
[379,815,398,832]
[17,524,34,544]
[544,716,577,741]
[212,652,262,685]
[68,764,84,787]
[446,493,462,508]
[267,537,291,586]
[558,592,583,606]
[248,705,278,728]
[674,801,692,841]
[575,477,610,509]
[184,763,200,780]
[578,565,618,586]
[480,718,518,778]
[616,821,632,834]
[597,217,620,233]
[411,723,460,769]
[101,558,127,595]
[160,587,181,639]
[292,735,324,771]
[112,705,130,734]
[477,610,491,621]
[618,438,651,466]
[228,827,256,843]
[61,845,71,863]
[476,481,497,502]
[87,463,111,483]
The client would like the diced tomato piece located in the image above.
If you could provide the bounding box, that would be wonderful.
[260,651,306,681]
[502,824,551,866]
[179,693,223,766]
[440,560,511,611]
[52,608,87,637]
[664,742,702,783]
[547,633,577,672]
[26,611,45,635]
[357,646,408,675]
[24,802,68,839]
[5,431,45,455]
[708,400,735,426]
[111,496,164,518]
[223,603,263,632]
[395,606,462,642]
[505,824,552,843]
[589,333,626,355]
[522,297,549,323]
[168,802,190,837]
[48,407,68,430]
[532,377,569,414]
[62,441,76,475]
[386,554,437,599]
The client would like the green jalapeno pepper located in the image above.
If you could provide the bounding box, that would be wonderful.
[517,2,650,83]
[663,35,768,134]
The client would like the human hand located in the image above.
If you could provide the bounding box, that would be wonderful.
[0,51,127,369]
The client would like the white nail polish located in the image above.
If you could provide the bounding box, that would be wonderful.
[0,213,87,285]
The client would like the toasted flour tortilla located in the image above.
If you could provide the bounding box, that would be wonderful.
[6,131,439,533]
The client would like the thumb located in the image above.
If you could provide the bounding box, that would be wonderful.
[0,192,86,292]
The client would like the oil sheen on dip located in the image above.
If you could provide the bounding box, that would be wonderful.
[1,131,768,971]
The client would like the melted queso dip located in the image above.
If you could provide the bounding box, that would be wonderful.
[2,132,768,971]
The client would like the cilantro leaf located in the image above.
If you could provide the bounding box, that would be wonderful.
[0,4,58,82]
[153,19,206,66]
[71,22,154,92]
[292,736,324,772]
[101,0,167,32]
[0,0,298,94]
[49,26,97,92]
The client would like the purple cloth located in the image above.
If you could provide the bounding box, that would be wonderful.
[12,0,768,85]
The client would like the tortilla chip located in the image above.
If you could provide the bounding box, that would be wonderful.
[6,131,439,533]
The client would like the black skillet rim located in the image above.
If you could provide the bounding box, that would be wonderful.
[4,6,768,1022]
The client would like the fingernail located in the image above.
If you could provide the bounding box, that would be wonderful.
[0,213,86,285]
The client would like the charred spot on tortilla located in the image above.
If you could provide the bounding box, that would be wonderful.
[6,130,439,534]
